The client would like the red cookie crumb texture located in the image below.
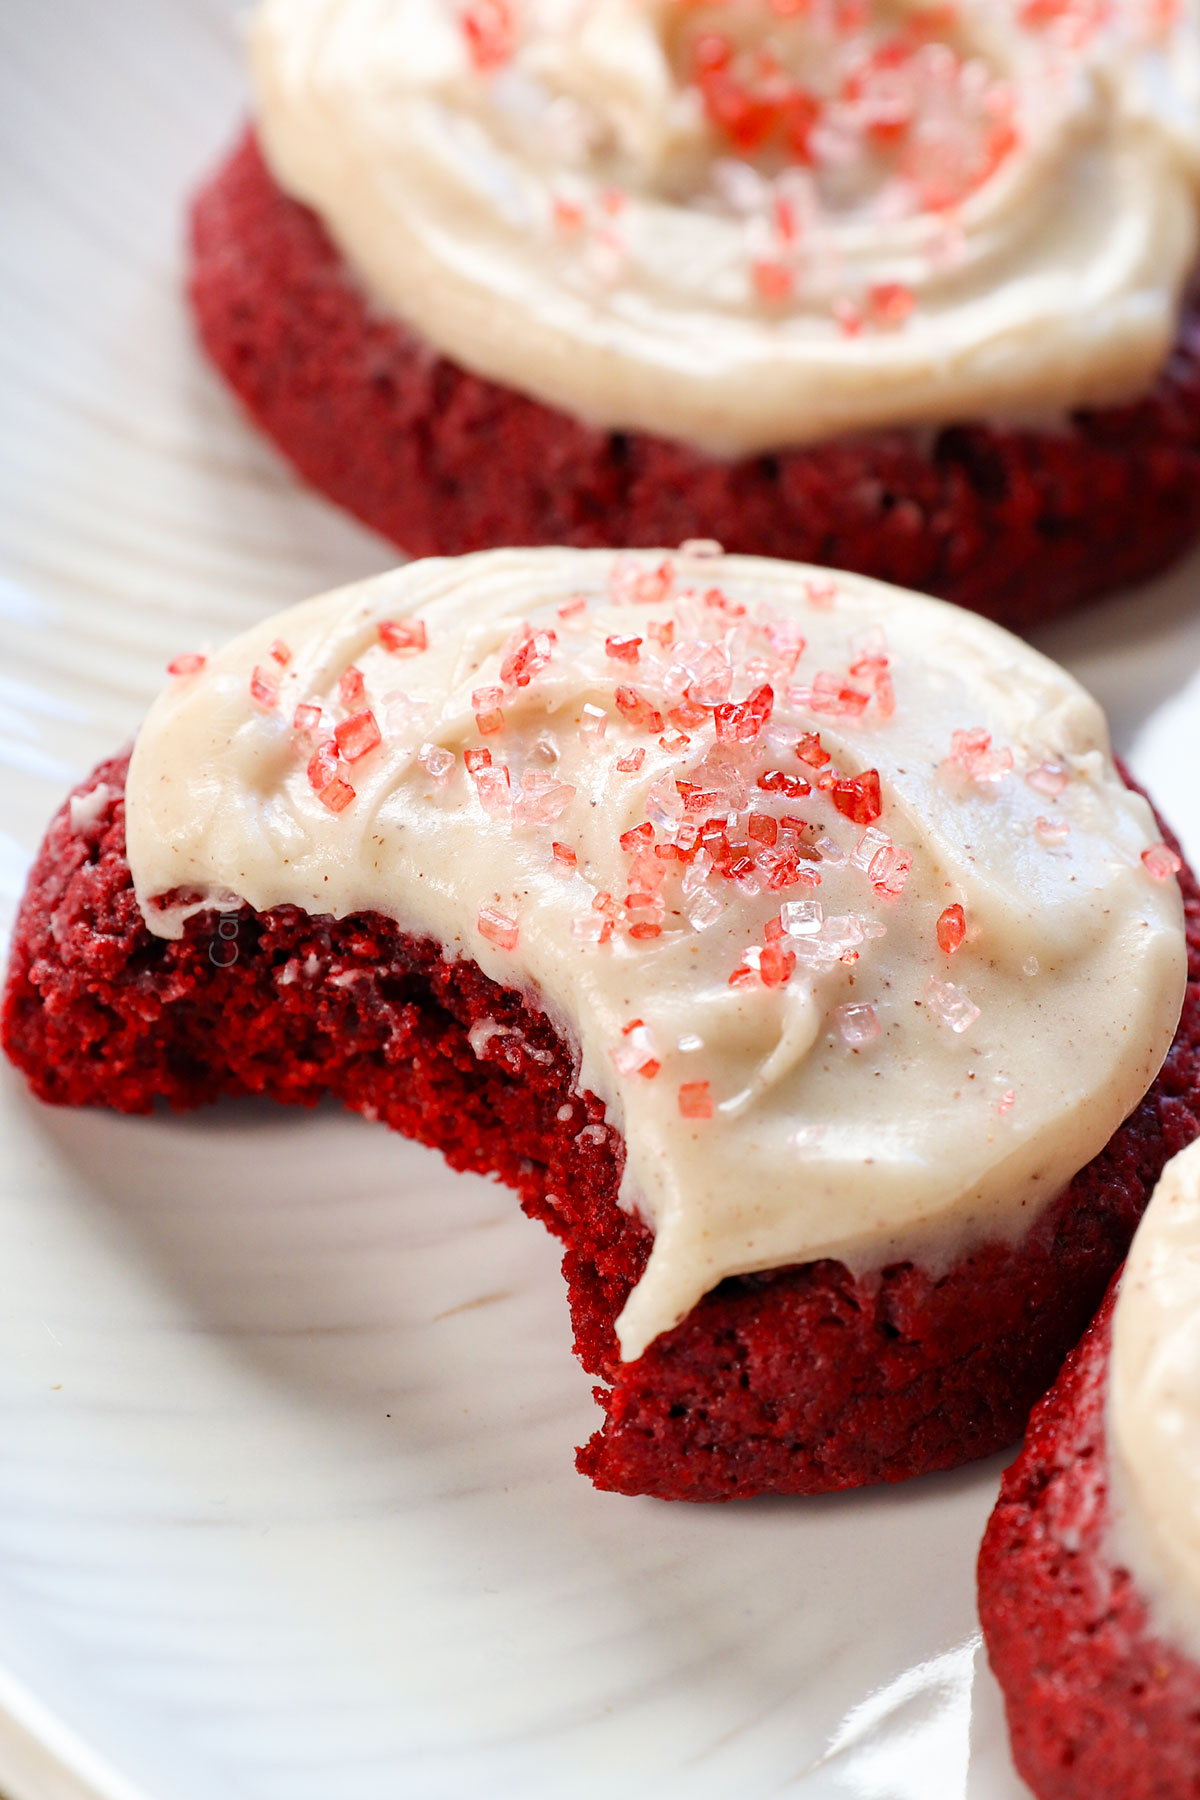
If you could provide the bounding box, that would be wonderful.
[978,1282,1200,1799]
[189,130,1200,637]
[5,754,1200,1501]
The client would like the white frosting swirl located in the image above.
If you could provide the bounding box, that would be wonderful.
[251,0,1200,455]
[1109,1139,1200,1657]
[125,549,1184,1359]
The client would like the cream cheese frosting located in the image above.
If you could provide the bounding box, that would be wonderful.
[1109,1138,1200,1658]
[251,0,1200,455]
[125,548,1185,1359]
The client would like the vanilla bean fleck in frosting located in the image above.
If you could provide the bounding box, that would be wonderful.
[126,548,1185,1359]
[251,0,1200,453]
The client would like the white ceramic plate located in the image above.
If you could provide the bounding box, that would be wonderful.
[5,7,1200,1796]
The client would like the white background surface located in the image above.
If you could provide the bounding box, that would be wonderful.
[4,4,1200,1796]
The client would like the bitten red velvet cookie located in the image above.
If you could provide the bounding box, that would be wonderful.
[188,3,1200,632]
[4,550,1195,1499]
[979,1140,1200,1800]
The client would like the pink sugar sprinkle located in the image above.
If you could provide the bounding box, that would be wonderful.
[998,1087,1016,1115]
[647,619,676,648]
[606,634,642,664]
[1142,842,1183,881]
[571,912,612,944]
[659,728,691,753]
[1026,762,1069,798]
[937,903,966,953]
[339,666,366,708]
[868,843,913,899]
[334,708,381,763]
[1035,815,1071,846]
[418,742,455,782]
[805,579,837,610]
[477,903,519,951]
[832,297,864,337]
[679,538,724,558]
[472,764,512,815]
[748,814,778,846]
[552,195,585,235]
[317,775,355,815]
[611,1023,659,1077]
[628,922,662,941]
[924,976,980,1034]
[166,652,206,677]
[752,258,794,303]
[379,618,428,656]
[249,665,279,710]
[293,702,322,735]
[557,594,588,622]
[867,282,915,327]
[678,1081,713,1121]
[619,823,654,851]
[268,638,291,667]
[615,686,663,731]
[686,646,734,705]
[513,769,576,827]
[810,671,870,717]
[306,738,338,793]
[836,1003,881,1047]
[728,960,758,991]
[616,749,646,773]
[851,826,891,873]
[472,685,506,735]
[948,729,1014,784]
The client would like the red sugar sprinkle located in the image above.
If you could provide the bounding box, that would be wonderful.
[714,683,774,746]
[166,652,205,677]
[339,666,366,708]
[499,622,556,689]
[628,922,663,941]
[293,702,322,735]
[1142,842,1183,881]
[317,775,355,815]
[615,749,646,773]
[832,770,882,826]
[937,903,966,954]
[249,665,279,711]
[464,746,492,773]
[268,638,291,666]
[758,770,811,799]
[378,619,427,657]
[748,814,778,845]
[759,943,797,988]
[461,0,514,73]
[669,700,709,731]
[678,1081,714,1121]
[833,297,864,337]
[334,708,382,764]
[795,732,831,769]
[606,634,643,664]
[477,902,519,951]
[552,196,585,235]
[619,824,655,851]
[614,686,663,731]
[552,841,577,870]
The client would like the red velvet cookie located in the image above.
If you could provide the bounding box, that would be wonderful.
[189,130,1200,635]
[6,749,1200,1501]
[978,1280,1200,1799]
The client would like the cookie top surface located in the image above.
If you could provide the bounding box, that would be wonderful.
[126,548,1184,1359]
[251,0,1200,453]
